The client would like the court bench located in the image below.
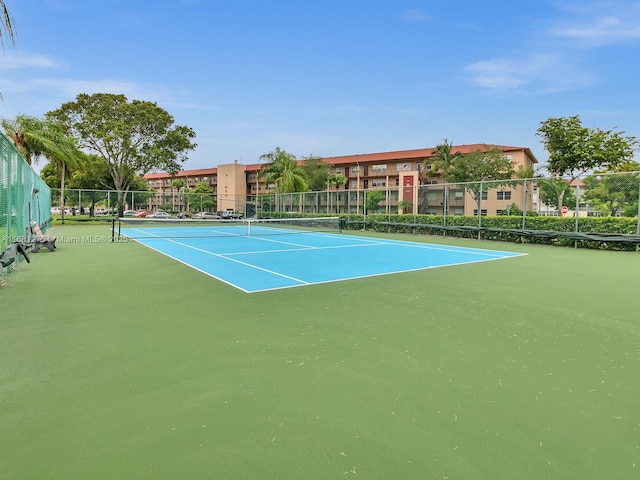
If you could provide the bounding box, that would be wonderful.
[28,222,57,253]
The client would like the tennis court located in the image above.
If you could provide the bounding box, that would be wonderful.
[117,217,526,292]
[3,223,640,480]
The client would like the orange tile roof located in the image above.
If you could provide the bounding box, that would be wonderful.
[321,144,537,165]
[145,167,218,179]
[144,144,537,178]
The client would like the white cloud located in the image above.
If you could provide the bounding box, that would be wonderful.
[0,51,61,69]
[466,59,528,89]
[400,9,433,22]
[549,1,640,46]
[465,53,594,93]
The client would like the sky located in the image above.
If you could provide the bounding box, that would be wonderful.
[1,0,639,172]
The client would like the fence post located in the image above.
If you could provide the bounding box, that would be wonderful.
[574,175,581,249]
[522,178,527,231]
[477,181,483,240]
[444,183,448,232]
[636,179,640,252]
[363,190,367,231]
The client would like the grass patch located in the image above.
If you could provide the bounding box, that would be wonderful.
[1,224,639,479]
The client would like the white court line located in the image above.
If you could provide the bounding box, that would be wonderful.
[129,234,311,286]
[122,228,526,293]
[125,227,517,259]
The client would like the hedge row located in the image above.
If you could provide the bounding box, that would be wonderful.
[259,212,640,250]
[355,214,640,251]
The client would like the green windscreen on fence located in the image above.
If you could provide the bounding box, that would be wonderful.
[1,132,52,262]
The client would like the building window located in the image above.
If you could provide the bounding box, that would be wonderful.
[453,208,464,215]
[497,191,512,200]
[350,180,358,188]
[481,191,488,200]
[334,168,341,175]
[371,179,386,187]
[424,179,437,185]
[454,191,464,200]
[396,163,411,171]
[350,166,360,175]
[426,192,438,202]
[473,209,488,216]
[372,164,387,173]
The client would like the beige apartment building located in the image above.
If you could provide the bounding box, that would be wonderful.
[144,144,539,216]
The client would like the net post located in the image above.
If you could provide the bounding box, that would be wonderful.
[111,218,115,242]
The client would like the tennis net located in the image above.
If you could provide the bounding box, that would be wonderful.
[113,216,343,240]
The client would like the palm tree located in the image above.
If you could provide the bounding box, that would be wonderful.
[259,147,308,193]
[1,1,16,101]
[397,199,412,214]
[45,133,86,224]
[2,115,85,222]
[0,2,15,46]
[422,138,461,184]
[171,178,186,212]
[1,115,66,165]
[327,173,347,190]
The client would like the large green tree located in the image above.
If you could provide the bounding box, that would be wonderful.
[536,115,638,210]
[184,181,215,212]
[537,116,637,177]
[446,147,515,208]
[365,189,384,213]
[300,155,331,191]
[47,93,197,214]
[582,161,640,217]
[259,147,308,193]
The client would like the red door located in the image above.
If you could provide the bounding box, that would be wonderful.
[403,176,413,203]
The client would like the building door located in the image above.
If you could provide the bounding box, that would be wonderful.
[403,175,413,203]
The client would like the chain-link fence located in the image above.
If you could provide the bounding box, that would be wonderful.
[52,171,640,248]
[1,133,52,274]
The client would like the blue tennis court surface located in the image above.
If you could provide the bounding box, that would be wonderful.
[120,224,526,293]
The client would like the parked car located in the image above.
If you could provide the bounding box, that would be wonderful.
[149,211,172,219]
[123,210,137,216]
[134,210,148,217]
[192,211,221,219]
[50,207,63,215]
[176,211,192,219]
[219,209,243,219]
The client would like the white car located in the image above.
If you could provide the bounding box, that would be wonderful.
[192,212,221,219]
[149,211,172,219]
